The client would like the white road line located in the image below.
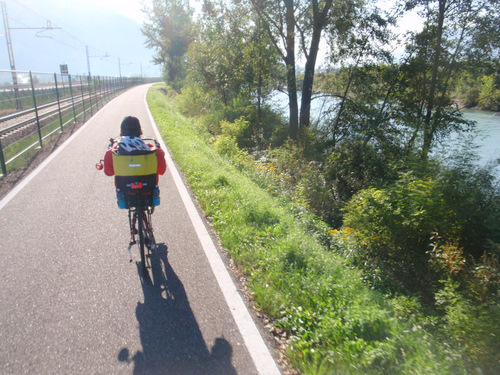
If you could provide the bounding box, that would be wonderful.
[145,91,282,375]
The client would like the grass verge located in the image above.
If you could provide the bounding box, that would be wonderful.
[147,85,470,374]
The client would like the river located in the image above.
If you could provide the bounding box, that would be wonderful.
[461,110,500,167]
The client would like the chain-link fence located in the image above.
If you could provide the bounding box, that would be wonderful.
[0,69,158,176]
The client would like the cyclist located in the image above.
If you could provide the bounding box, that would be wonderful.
[103,116,167,206]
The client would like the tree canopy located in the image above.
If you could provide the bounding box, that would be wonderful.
[143,0,499,144]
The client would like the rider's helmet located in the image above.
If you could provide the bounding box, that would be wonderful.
[120,116,143,137]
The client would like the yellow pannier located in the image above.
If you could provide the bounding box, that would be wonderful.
[112,151,158,177]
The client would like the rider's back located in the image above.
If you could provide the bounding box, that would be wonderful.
[102,116,167,209]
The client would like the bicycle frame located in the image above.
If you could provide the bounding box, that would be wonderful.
[126,185,156,278]
[128,206,155,253]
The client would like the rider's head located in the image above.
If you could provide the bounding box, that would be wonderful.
[120,116,142,137]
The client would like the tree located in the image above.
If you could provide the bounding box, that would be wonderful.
[325,5,395,148]
[250,0,300,139]
[396,0,499,159]
[187,2,247,106]
[250,0,352,140]
[142,0,194,90]
[298,0,334,132]
[243,16,285,132]
[478,74,500,110]
[186,1,282,132]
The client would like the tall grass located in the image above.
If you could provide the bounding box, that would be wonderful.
[147,85,472,374]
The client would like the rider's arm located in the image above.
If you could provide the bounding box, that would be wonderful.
[103,148,115,176]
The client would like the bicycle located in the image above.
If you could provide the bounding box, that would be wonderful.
[96,137,160,278]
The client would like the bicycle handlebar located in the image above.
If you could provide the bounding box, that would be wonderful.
[96,136,160,171]
[107,136,159,149]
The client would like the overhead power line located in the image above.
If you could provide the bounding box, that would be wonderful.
[6,0,139,76]
[2,0,156,77]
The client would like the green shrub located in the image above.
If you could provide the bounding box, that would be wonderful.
[435,279,500,373]
[343,164,500,296]
[213,118,251,163]
[342,173,454,293]
[436,162,500,259]
[325,138,400,222]
[478,75,500,111]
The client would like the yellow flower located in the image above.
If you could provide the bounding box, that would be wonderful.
[343,227,355,235]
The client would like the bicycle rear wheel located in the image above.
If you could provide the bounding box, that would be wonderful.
[137,208,148,278]
[143,208,156,250]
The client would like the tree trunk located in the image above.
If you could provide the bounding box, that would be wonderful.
[422,0,446,160]
[284,0,299,140]
[299,0,332,130]
[299,24,322,130]
[288,76,299,140]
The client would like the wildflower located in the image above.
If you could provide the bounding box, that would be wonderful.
[343,227,355,235]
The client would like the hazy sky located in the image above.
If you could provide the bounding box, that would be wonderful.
[0,0,161,77]
[1,0,422,78]
[75,0,150,23]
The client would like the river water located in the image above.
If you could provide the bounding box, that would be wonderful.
[461,110,500,167]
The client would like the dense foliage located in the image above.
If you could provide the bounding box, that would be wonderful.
[143,0,500,373]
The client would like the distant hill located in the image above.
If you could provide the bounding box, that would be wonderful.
[0,0,160,77]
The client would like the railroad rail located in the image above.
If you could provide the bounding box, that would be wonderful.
[0,90,109,138]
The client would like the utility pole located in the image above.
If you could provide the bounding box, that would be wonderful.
[86,45,91,77]
[1,1,20,109]
[1,1,61,109]
[86,47,109,77]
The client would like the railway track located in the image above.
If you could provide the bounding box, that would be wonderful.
[0,90,108,144]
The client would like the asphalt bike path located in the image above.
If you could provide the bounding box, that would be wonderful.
[0,85,281,374]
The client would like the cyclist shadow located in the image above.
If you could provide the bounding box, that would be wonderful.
[118,243,237,375]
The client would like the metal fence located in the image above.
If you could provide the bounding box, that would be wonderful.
[0,69,159,176]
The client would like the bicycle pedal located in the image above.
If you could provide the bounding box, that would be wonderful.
[127,243,134,263]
